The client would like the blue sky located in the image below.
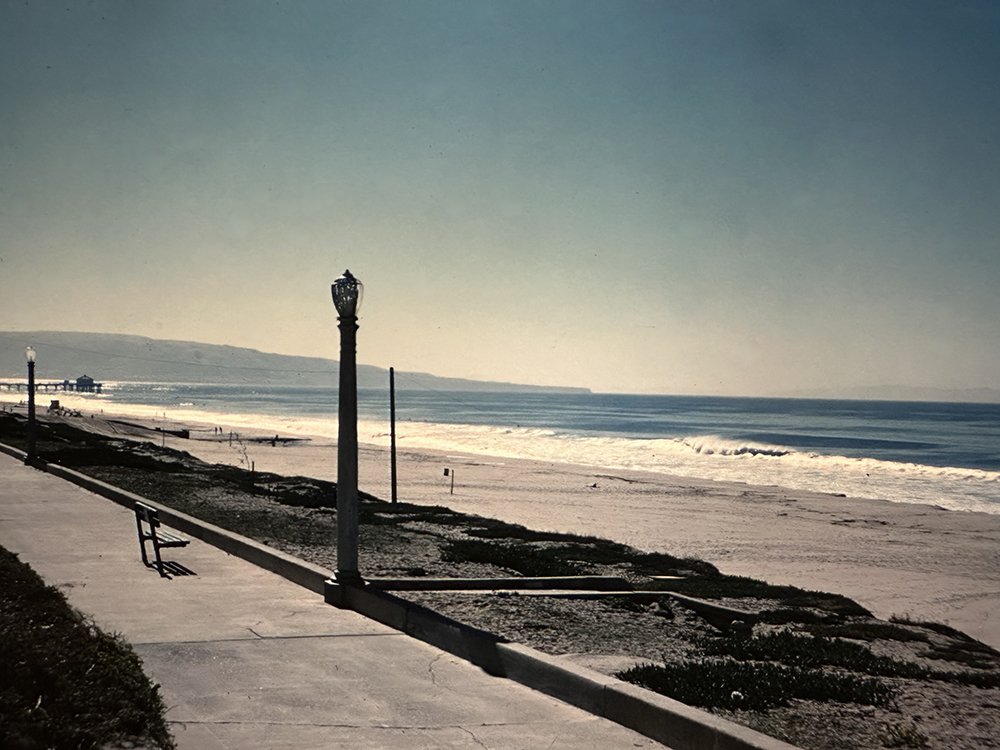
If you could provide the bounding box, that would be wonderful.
[2,1,998,394]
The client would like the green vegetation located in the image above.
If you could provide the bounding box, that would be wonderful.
[653,574,872,617]
[464,524,596,542]
[921,640,1000,671]
[618,625,1000,714]
[441,539,586,577]
[706,630,1000,689]
[618,658,895,710]
[890,615,983,642]
[42,445,182,471]
[0,546,174,750]
[880,722,930,748]
[803,621,931,643]
[756,608,842,626]
[705,629,929,679]
[890,615,1000,670]
[440,535,717,579]
[363,504,479,526]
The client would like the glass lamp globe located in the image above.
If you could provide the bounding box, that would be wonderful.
[331,270,363,317]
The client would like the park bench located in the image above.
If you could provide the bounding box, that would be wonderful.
[135,502,189,577]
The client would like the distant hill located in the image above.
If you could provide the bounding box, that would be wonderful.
[0,331,590,394]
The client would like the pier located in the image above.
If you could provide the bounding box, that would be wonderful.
[0,377,103,394]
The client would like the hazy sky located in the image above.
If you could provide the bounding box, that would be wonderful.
[3,1,998,395]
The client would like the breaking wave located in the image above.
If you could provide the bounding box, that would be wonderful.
[680,437,791,457]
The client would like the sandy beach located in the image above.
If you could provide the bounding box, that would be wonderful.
[109,413,1000,652]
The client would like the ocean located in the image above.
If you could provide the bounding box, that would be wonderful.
[5,381,999,514]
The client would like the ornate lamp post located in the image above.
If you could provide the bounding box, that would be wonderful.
[332,270,363,585]
[25,346,37,465]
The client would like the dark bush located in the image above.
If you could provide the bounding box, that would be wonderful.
[0,547,174,749]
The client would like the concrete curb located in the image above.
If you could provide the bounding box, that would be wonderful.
[325,580,800,750]
[325,580,508,676]
[2,442,800,750]
[499,642,801,750]
[0,442,21,460]
[664,592,759,633]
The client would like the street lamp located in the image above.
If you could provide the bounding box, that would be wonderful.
[332,270,363,585]
[25,346,37,465]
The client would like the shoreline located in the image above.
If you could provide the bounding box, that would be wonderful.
[19,403,1000,651]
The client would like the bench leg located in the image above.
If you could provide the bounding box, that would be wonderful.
[151,538,168,577]
[136,517,151,567]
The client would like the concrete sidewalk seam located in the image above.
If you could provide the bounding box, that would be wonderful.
[132,631,405,647]
[243,629,402,642]
[133,635,263,647]
[165,719,564,729]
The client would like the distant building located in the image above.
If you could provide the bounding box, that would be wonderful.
[76,375,96,392]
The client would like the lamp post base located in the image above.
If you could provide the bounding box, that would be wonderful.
[334,569,363,586]
[325,574,364,609]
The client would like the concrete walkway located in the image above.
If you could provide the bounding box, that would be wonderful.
[0,454,662,749]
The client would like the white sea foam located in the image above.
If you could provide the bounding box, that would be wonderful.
[380,424,999,513]
[3,389,997,514]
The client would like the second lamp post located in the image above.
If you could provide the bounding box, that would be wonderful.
[331,270,363,585]
[25,346,37,465]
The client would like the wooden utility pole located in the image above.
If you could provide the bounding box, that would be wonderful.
[389,367,398,503]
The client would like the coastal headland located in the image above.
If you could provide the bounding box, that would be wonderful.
[2,405,999,749]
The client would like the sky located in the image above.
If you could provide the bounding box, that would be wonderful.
[2,0,999,395]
